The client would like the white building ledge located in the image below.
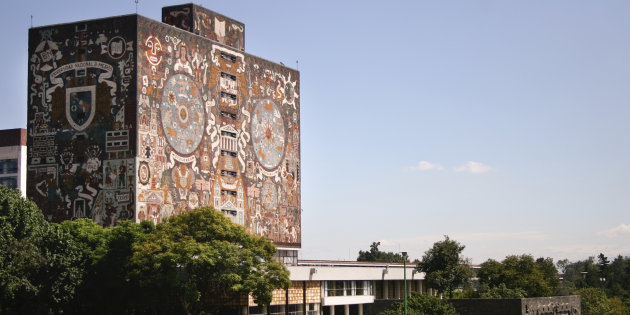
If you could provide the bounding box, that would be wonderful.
[322,295,375,306]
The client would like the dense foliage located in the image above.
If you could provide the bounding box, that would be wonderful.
[417,236,472,299]
[476,254,558,298]
[0,186,290,314]
[357,241,408,263]
[0,185,84,313]
[380,292,457,315]
[129,207,290,313]
[558,254,630,314]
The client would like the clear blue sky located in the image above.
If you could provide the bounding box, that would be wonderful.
[6,1,630,264]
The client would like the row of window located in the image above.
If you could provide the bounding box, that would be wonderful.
[221,209,238,216]
[107,130,129,137]
[220,150,237,157]
[274,249,298,265]
[220,170,237,177]
[220,91,237,100]
[106,140,128,147]
[220,130,237,138]
[220,72,237,81]
[220,111,237,119]
[0,159,18,174]
[0,176,17,189]
[325,281,371,297]
[220,52,237,63]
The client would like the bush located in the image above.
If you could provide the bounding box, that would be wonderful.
[380,292,457,315]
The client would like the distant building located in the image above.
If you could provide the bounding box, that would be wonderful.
[0,128,27,196]
[284,260,427,315]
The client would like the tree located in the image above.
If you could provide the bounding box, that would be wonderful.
[598,253,610,283]
[558,255,630,311]
[417,236,471,298]
[479,283,526,299]
[477,255,557,297]
[0,185,84,313]
[1,187,290,314]
[59,218,153,314]
[381,292,457,315]
[574,287,612,315]
[129,207,291,313]
[357,241,408,262]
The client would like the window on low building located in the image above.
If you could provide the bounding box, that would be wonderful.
[0,176,18,189]
[325,280,372,297]
[0,159,18,174]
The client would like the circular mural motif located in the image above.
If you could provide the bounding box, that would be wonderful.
[251,99,285,170]
[138,161,150,185]
[160,74,205,155]
[261,180,277,210]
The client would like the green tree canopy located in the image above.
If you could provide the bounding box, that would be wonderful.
[59,218,153,314]
[357,241,408,262]
[557,255,630,312]
[1,185,290,314]
[417,235,471,299]
[479,283,526,299]
[477,254,557,297]
[0,186,84,313]
[129,207,291,313]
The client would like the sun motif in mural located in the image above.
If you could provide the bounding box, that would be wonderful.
[251,99,285,170]
[160,74,205,155]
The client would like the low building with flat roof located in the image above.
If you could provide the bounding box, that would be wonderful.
[0,128,27,196]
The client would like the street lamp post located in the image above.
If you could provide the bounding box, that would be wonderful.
[402,251,408,315]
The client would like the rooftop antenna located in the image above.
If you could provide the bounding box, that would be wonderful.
[296,60,299,71]
[135,0,139,14]
[30,15,33,28]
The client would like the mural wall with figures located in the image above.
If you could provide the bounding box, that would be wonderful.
[162,4,245,51]
[27,7,300,247]
[27,16,137,226]
[136,14,300,247]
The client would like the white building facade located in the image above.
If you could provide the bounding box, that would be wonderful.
[0,129,27,197]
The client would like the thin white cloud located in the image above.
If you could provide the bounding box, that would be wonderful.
[381,231,550,246]
[406,161,443,171]
[454,161,492,174]
[596,224,630,238]
[544,243,630,261]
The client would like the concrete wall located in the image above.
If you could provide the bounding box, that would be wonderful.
[449,298,522,315]
[521,295,581,315]
[449,296,581,315]
[362,299,399,315]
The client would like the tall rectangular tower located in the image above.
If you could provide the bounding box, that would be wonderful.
[27,6,301,248]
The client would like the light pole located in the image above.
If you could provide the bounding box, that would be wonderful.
[402,251,408,315]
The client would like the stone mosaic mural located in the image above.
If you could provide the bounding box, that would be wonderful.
[26,9,300,247]
[27,16,137,226]
[136,15,300,246]
[162,4,245,51]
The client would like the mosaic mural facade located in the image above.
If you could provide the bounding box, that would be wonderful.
[162,4,245,51]
[27,7,300,247]
[27,16,138,226]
